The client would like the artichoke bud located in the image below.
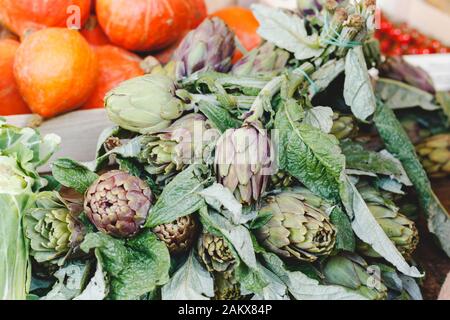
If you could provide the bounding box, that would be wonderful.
[24,191,85,266]
[232,42,290,77]
[416,134,450,178]
[358,205,419,258]
[357,184,419,258]
[105,74,185,134]
[174,18,236,80]
[153,215,199,255]
[323,255,388,300]
[215,125,273,205]
[214,272,241,301]
[255,190,336,263]
[84,170,154,239]
[331,113,358,140]
[270,170,294,189]
[140,113,220,176]
[198,233,236,273]
[379,56,435,94]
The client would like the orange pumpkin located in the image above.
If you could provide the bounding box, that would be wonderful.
[188,0,207,29]
[153,30,189,65]
[211,7,261,61]
[82,45,144,110]
[0,0,91,38]
[80,15,110,46]
[14,28,98,118]
[0,39,30,116]
[96,0,200,52]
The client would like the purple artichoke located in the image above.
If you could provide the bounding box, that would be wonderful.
[84,171,153,238]
[174,18,236,80]
[215,125,272,205]
[379,57,435,94]
[232,42,290,77]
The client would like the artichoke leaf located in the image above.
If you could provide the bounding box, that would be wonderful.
[161,251,214,300]
[252,4,324,60]
[344,46,377,121]
[262,252,367,300]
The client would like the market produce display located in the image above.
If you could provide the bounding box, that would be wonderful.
[1,0,450,301]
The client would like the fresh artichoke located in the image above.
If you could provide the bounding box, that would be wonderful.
[331,113,358,140]
[214,272,241,301]
[153,215,199,255]
[255,190,336,262]
[323,254,388,300]
[232,42,290,77]
[24,192,85,266]
[379,56,435,94]
[358,205,419,258]
[215,125,272,205]
[198,233,236,273]
[84,170,153,238]
[174,18,235,80]
[416,134,450,178]
[270,170,294,189]
[140,113,220,176]
[357,184,419,258]
[105,74,184,134]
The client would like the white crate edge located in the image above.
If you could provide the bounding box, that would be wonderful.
[5,109,112,173]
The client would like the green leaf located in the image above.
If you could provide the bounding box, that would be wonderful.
[309,59,345,98]
[198,100,242,133]
[275,99,345,201]
[81,232,170,300]
[74,252,108,300]
[0,194,34,300]
[376,78,440,111]
[252,263,289,300]
[262,252,367,300]
[252,4,323,60]
[52,158,99,194]
[374,102,450,257]
[249,210,274,230]
[344,46,377,121]
[116,157,160,195]
[41,261,92,300]
[330,206,355,252]
[161,251,214,300]
[341,140,402,177]
[145,165,208,228]
[339,175,422,277]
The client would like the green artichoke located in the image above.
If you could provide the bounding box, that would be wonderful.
[358,205,419,258]
[416,134,450,178]
[255,190,336,262]
[105,74,184,134]
[214,272,241,301]
[24,192,85,266]
[153,215,199,255]
[357,185,419,258]
[232,42,290,77]
[269,170,294,189]
[215,125,272,205]
[330,113,358,140]
[84,170,154,238]
[323,254,388,300]
[174,18,235,80]
[198,233,236,273]
[140,113,220,176]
